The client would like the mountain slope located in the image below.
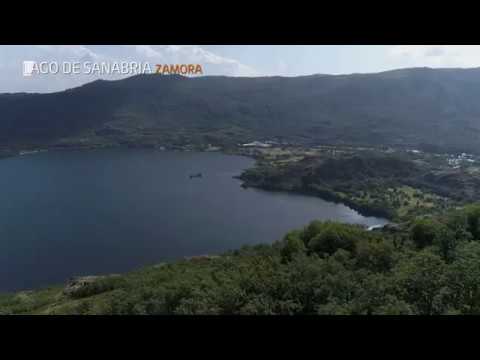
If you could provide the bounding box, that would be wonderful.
[2,67,480,152]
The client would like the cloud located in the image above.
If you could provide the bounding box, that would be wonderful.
[0,45,258,93]
[131,45,257,76]
[388,45,480,68]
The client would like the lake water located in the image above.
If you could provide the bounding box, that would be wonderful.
[0,149,388,292]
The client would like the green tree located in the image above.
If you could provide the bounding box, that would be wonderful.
[280,229,306,263]
[306,221,365,256]
[410,218,438,249]
[393,250,447,315]
[465,204,480,240]
[445,242,480,314]
[355,238,395,272]
[433,224,458,263]
[446,211,473,242]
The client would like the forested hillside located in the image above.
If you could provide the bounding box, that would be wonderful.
[3,68,480,152]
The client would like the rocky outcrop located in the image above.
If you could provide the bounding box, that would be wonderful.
[63,275,120,298]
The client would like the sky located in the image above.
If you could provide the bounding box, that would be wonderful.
[2,45,480,93]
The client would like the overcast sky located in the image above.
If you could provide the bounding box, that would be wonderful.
[2,45,480,93]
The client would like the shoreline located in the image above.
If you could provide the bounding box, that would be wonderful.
[1,143,394,221]
[0,146,395,295]
[238,180,394,221]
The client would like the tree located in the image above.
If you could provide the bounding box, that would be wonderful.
[280,229,306,262]
[445,242,480,314]
[355,238,395,272]
[465,204,480,240]
[446,211,472,239]
[410,218,438,249]
[305,221,365,256]
[433,224,458,263]
[393,250,448,315]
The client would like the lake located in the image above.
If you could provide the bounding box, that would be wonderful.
[0,149,388,292]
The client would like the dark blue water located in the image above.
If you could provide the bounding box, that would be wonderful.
[0,149,388,292]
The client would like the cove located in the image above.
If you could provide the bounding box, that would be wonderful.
[0,149,388,292]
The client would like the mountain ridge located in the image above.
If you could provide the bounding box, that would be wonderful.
[2,67,480,153]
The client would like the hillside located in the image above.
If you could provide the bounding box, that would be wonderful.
[3,203,480,315]
[3,68,480,152]
[238,148,480,220]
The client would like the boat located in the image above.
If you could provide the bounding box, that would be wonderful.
[189,173,203,179]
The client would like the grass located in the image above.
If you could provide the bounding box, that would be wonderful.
[347,185,450,220]
[0,259,220,315]
[0,286,63,314]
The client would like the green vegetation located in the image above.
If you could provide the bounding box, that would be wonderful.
[4,204,480,315]
[6,69,480,315]
[239,150,480,221]
[5,68,480,154]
